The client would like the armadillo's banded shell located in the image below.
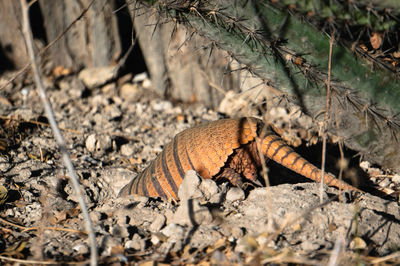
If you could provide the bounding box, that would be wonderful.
[119,117,262,199]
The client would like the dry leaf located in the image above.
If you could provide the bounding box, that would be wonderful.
[349,236,367,250]
[0,185,8,205]
[370,32,382,50]
[110,245,124,255]
[292,223,302,231]
[52,65,72,77]
[328,222,338,232]
[360,44,368,52]
[176,114,185,123]
[0,139,8,152]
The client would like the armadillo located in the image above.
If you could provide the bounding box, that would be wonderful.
[119,117,359,200]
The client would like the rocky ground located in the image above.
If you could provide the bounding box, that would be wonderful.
[0,68,399,265]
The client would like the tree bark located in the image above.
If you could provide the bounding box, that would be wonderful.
[131,4,239,108]
[0,1,28,72]
[38,0,122,70]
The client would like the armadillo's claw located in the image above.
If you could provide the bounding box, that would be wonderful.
[252,179,263,187]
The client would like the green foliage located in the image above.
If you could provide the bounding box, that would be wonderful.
[134,0,400,170]
[278,0,400,30]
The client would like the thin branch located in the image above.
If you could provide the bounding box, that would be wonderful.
[320,32,335,203]
[0,255,89,265]
[19,0,97,265]
[0,0,96,91]
[0,217,87,234]
[328,236,344,266]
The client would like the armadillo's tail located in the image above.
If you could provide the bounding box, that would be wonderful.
[118,160,161,198]
[118,157,175,199]
[260,134,360,192]
[118,138,184,200]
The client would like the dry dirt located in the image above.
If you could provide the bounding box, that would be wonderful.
[0,69,399,265]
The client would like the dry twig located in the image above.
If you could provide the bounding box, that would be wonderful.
[320,32,335,203]
[0,0,97,92]
[19,0,98,265]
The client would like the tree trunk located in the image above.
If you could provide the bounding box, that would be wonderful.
[131,4,239,108]
[38,0,122,70]
[0,1,28,72]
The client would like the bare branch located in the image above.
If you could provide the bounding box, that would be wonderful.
[19,0,98,265]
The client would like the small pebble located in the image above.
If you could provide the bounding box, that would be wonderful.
[112,224,129,238]
[392,174,400,184]
[120,144,134,157]
[133,72,148,83]
[211,250,227,262]
[152,100,173,112]
[16,169,31,183]
[256,233,269,246]
[178,170,203,201]
[85,134,112,155]
[199,179,219,200]
[359,161,370,171]
[73,243,89,254]
[349,237,367,250]
[231,227,245,239]
[379,178,390,188]
[89,211,102,224]
[247,187,269,201]
[120,83,140,102]
[161,223,185,239]
[172,198,213,226]
[85,134,97,153]
[150,234,161,245]
[125,234,146,251]
[78,66,116,88]
[104,105,122,120]
[300,240,321,251]
[0,157,11,172]
[149,214,166,232]
[225,187,245,202]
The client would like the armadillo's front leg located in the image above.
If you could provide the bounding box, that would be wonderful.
[214,167,244,187]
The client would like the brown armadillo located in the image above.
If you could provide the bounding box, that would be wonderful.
[119,117,359,200]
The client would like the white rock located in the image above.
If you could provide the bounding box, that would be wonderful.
[73,243,89,254]
[225,187,245,202]
[379,178,390,188]
[112,224,129,238]
[161,223,185,239]
[85,134,112,155]
[89,211,101,224]
[120,144,134,157]
[209,193,224,204]
[231,227,245,239]
[300,240,321,251]
[78,66,117,88]
[85,134,97,153]
[199,179,219,200]
[149,214,166,232]
[133,72,148,83]
[125,234,146,251]
[120,83,140,102]
[359,161,370,171]
[152,100,173,112]
[247,187,270,201]
[150,234,161,245]
[105,105,122,119]
[16,169,31,182]
[178,170,203,201]
[12,108,35,121]
[142,78,152,89]
[171,198,213,226]
[0,157,11,172]
[392,174,400,184]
